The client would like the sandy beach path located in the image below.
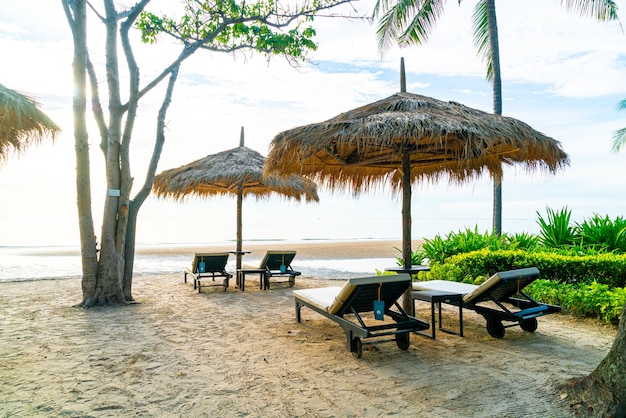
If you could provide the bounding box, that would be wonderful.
[0,272,616,417]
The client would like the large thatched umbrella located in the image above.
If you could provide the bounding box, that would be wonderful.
[0,83,60,163]
[153,127,319,273]
[265,71,569,281]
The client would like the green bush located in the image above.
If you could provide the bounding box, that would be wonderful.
[411,209,626,325]
[430,249,626,288]
[526,280,626,324]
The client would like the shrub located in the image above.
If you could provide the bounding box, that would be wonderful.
[575,213,626,253]
[526,280,626,324]
[536,206,575,248]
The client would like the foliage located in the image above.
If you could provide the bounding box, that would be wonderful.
[526,280,626,324]
[575,213,626,253]
[415,226,539,265]
[136,0,351,63]
[611,98,626,152]
[394,246,426,266]
[424,249,626,288]
[536,206,575,248]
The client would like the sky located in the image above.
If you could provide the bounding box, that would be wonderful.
[0,0,625,247]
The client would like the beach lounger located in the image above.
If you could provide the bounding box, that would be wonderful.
[184,252,232,293]
[238,250,301,290]
[412,267,561,338]
[294,274,429,358]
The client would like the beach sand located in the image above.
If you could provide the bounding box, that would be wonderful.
[0,240,617,417]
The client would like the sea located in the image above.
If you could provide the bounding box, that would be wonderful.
[0,240,397,282]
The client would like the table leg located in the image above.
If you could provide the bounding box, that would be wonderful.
[431,301,436,339]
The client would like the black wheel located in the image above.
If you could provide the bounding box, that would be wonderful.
[351,337,363,359]
[520,318,538,333]
[396,332,410,350]
[486,318,505,338]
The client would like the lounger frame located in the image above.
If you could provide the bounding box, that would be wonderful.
[184,252,233,292]
[239,250,301,290]
[294,275,429,358]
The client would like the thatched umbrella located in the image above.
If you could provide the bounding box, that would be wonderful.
[0,83,60,163]
[264,66,569,277]
[153,127,319,274]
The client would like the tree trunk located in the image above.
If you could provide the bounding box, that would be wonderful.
[486,0,503,235]
[123,200,139,301]
[122,66,179,298]
[63,0,99,306]
[558,304,626,417]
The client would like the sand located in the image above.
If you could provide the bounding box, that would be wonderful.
[0,241,618,417]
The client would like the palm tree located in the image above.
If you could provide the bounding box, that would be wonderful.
[611,99,626,152]
[373,0,619,235]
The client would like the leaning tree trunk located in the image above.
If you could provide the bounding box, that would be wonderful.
[558,304,626,417]
[122,66,179,300]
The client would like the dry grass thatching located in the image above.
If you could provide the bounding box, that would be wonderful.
[265,92,569,193]
[153,145,319,202]
[0,83,60,162]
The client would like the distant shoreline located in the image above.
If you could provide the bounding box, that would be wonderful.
[133,238,425,260]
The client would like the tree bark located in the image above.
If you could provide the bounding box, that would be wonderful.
[122,66,179,298]
[63,0,99,306]
[486,0,503,235]
[558,304,626,417]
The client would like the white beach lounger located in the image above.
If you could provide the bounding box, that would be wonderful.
[412,267,561,338]
[294,274,429,358]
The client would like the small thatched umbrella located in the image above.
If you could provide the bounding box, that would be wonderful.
[153,127,319,274]
[0,83,60,163]
[265,66,569,282]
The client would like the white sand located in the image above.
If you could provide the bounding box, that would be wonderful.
[0,268,616,417]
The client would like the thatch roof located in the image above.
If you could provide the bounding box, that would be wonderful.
[265,92,569,194]
[0,83,60,162]
[153,144,319,202]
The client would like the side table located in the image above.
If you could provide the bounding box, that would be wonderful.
[411,290,463,339]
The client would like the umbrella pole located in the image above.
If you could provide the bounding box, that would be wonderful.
[401,152,412,269]
[401,151,413,314]
[236,186,243,272]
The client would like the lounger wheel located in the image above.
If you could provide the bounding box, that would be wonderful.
[520,318,538,333]
[486,317,505,339]
[395,332,410,351]
[351,337,363,359]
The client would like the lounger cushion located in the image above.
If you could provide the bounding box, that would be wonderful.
[294,274,411,315]
[413,267,541,304]
[413,280,477,295]
[292,287,343,313]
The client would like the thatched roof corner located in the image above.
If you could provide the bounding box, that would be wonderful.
[0,83,60,162]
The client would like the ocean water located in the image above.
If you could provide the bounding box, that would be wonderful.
[0,242,397,282]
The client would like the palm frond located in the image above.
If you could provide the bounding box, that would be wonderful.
[560,0,620,21]
[374,0,445,52]
[472,0,494,81]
